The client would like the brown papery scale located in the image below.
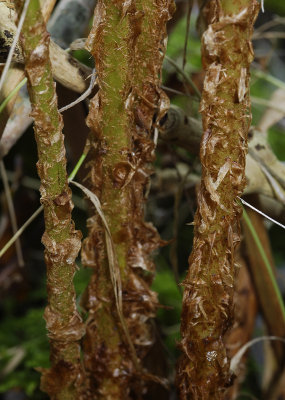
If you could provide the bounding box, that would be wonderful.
[176,1,260,399]
[81,0,174,398]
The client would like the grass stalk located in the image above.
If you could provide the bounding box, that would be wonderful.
[0,78,27,115]
[242,206,285,322]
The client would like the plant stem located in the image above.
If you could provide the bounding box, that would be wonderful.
[15,1,85,398]
[82,0,174,397]
[176,1,260,398]
[82,2,136,398]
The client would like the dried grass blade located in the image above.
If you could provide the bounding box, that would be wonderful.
[0,160,24,266]
[70,180,139,368]
[231,336,285,374]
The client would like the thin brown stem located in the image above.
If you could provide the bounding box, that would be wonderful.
[0,160,24,266]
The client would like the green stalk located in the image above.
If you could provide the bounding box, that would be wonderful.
[0,78,27,115]
[15,1,85,398]
[82,0,174,397]
[242,206,285,320]
[0,151,88,261]
[68,153,87,182]
[253,69,285,91]
[176,1,260,398]
[241,205,285,362]
[82,2,135,398]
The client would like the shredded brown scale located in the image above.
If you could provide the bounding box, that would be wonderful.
[81,0,174,398]
[176,1,260,399]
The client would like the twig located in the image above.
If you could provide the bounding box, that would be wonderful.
[254,16,285,34]
[164,55,201,99]
[0,78,27,115]
[0,204,43,260]
[231,336,285,374]
[0,160,24,266]
[182,0,193,70]
[0,151,88,260]
[0,0,30,93]
[59,69,96,113]
[40,0,57,22]
[251,95,285,114]
[238,197,285,230]
[258,164,285,204]
[253,68,285,91]
[161,84,191,97]
[253,32,285,40]
[5,169,86,210]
